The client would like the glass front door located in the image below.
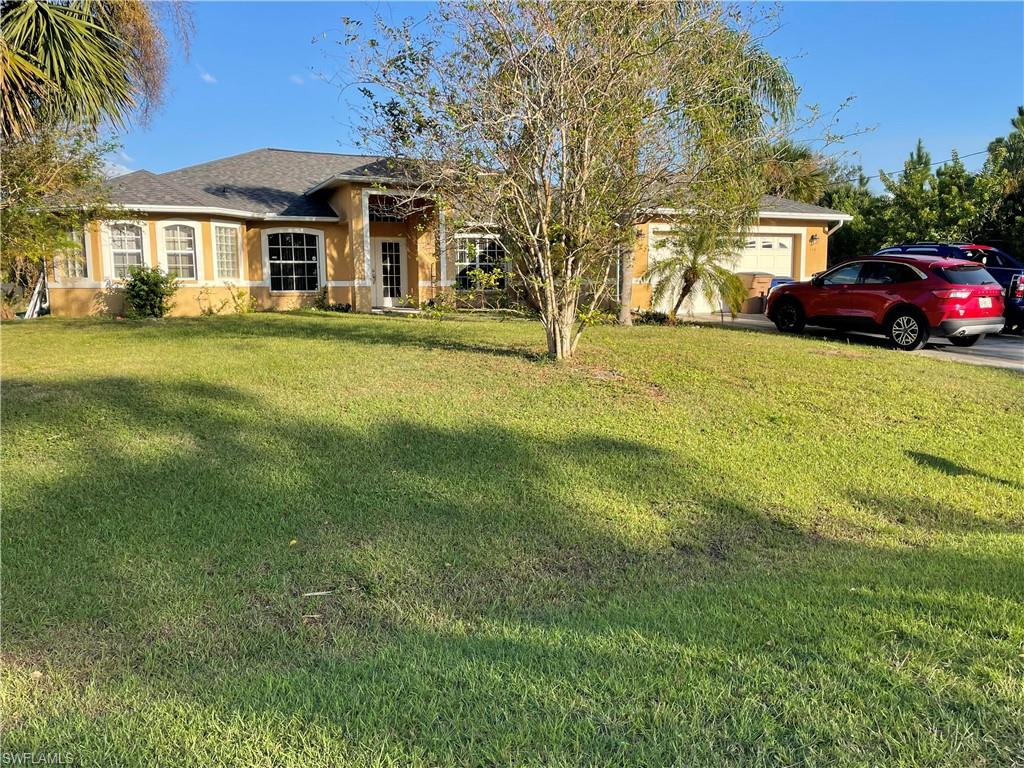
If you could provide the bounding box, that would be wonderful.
[375,239,404,307]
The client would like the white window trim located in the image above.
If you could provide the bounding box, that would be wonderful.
[212,220,244,282]
[52,226,101,288]
[261,227,327,294]
[156,220,204,282]
[100,220,150,285]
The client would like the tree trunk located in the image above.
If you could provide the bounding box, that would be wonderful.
[669,281,695,324]
[542,296,579,360]
[617,246,634,326]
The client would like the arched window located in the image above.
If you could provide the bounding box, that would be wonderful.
[267,231,320,291]
[164,224,197,279]
[110,223,145,278]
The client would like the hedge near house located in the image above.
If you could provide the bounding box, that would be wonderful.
[123,266,178,318]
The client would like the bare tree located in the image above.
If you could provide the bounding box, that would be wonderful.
[341,1,796,359]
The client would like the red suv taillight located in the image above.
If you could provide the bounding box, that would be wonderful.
[1011,275,1024,300]
[931,288,973,299]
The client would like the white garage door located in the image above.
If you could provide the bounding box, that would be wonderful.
[737,235,794,277]
[647,228,796,316]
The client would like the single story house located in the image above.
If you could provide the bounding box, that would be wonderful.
[47,148,852,317]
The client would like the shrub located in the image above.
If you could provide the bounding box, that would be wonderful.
[123,266,178,318]
[633,310,669,325]
[312,287,351,313]
[226,284,258,314]
[420,289,458,320]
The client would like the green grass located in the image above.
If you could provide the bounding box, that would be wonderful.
[1,312,1022,767]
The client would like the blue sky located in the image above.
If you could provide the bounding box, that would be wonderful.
[111,1,1024,189]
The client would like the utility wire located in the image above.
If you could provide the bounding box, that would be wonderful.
[846,149,990,183]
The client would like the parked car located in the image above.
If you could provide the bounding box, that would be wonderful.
[765,254,1005,350]
[875,242,1024,332]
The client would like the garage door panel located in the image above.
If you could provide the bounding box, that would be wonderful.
[739,235,793,277]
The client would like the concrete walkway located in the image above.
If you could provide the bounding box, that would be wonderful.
[689,313,1024,372]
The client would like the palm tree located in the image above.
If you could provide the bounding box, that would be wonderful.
[645,220,748,323]
[762,140,830,204]
[1,0,188,137]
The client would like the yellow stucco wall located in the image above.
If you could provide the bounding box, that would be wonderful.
[49,213,358,317]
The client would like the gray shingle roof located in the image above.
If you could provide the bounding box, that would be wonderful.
[108,148,850,221]
[759,194,849,218]
[108,148,390,218]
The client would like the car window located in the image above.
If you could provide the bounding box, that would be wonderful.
[935,265,998,285]
[960,248,998,266]
[859,262,890,284]
[823,262,862,285]
[860,262,920,284]
[886,263,921,283]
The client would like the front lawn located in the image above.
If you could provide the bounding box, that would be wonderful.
[2,312,1021,767]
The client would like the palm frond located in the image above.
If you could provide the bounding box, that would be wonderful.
[1,0,136,136]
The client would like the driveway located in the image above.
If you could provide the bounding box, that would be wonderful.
[690,313,1024,371]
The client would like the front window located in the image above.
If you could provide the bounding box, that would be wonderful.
[164,224,197,279]
[215,225,241,279]
[268,232,319,291]
[56,229,88,279]
[111,223,145,278]
[456,236,506,289]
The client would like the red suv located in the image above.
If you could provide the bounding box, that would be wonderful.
[765,255,1005,350]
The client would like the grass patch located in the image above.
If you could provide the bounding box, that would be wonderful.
[2,312,1022,766]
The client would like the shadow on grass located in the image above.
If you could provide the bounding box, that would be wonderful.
[2,375,1022,765]
[907,450,1022,490]
[33,311,548,363]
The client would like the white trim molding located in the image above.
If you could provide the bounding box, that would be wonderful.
[326,279,372,288]
[650,206,852,223]
[155,220,205,282]
[109,203,339,222]
[260,226,327,294]
[305,174,411,196]
[438,210,448,286]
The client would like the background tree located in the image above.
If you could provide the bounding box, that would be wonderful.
[878,139,939,242]
[343,1,796,359]
[984,106,1024,253]
[761,140,830,203]
[0,0,190,314]
[819,168,886,263]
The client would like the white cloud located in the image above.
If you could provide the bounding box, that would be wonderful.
[198,66,217,84]
[103,160,133,179]
[289,74,305,86]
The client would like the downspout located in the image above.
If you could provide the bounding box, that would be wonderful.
[827,219,846,237]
